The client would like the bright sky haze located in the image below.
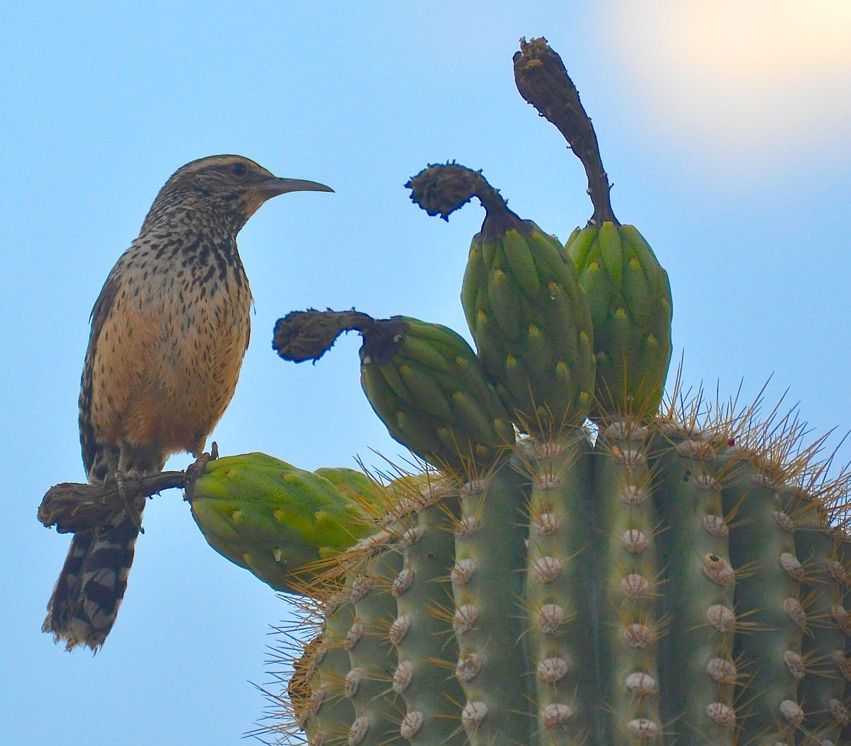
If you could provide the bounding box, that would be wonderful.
[2,2,849,744]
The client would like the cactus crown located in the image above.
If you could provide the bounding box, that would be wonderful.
[183,37,848,746]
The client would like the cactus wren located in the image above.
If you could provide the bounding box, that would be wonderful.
[44,154,332,650]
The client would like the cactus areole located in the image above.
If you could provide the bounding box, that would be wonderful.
[184,37,848,746]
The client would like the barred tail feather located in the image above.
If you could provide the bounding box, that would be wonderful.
[43,509,143,651]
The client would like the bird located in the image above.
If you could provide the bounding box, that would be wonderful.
[44,154,333,651]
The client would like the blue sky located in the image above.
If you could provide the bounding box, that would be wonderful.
[2,2,849,744]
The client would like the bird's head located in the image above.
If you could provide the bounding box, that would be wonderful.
[141,155,333,234]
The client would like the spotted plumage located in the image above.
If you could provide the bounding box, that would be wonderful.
[44,154,332,650]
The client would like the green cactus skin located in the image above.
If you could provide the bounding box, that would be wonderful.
[343,538,405,745]
[188,453,380,593]
[264,48,845,741]
[566,223,672,421]
[265,313,847,745]
[390,487,466,744]
[719,452,808,743]
[451,462,531,744]
[359,315,516,473]
[648,426,738,742]
[790,490,850,743]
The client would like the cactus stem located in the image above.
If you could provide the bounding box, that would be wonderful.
[593,419,664,744]
[450,461,532,743]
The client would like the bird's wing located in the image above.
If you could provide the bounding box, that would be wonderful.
[78,268,122,479]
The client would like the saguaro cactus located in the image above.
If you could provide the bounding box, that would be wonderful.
[186,38,849,745]
[191,408,849,744]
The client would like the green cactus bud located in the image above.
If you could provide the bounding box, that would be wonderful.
[407,163,595,435]
[273,308,515,474]
[513,36,673,420]
[187,453,380,593]
[567,222,673,419]
[360,315,516,472]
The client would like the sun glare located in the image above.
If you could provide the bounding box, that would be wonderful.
[608,0,851,175]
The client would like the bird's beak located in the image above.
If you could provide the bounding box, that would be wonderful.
[258,177,334,197]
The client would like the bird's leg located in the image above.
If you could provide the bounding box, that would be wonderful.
[112,470,145,534]
[113,439,170,534]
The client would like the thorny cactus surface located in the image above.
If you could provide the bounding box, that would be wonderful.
[242,405,848,746]
[187,39,849,745]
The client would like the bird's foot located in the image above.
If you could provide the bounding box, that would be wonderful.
[183,442,219,500]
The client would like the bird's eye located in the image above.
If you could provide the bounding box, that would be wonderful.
[231,163,247,176]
